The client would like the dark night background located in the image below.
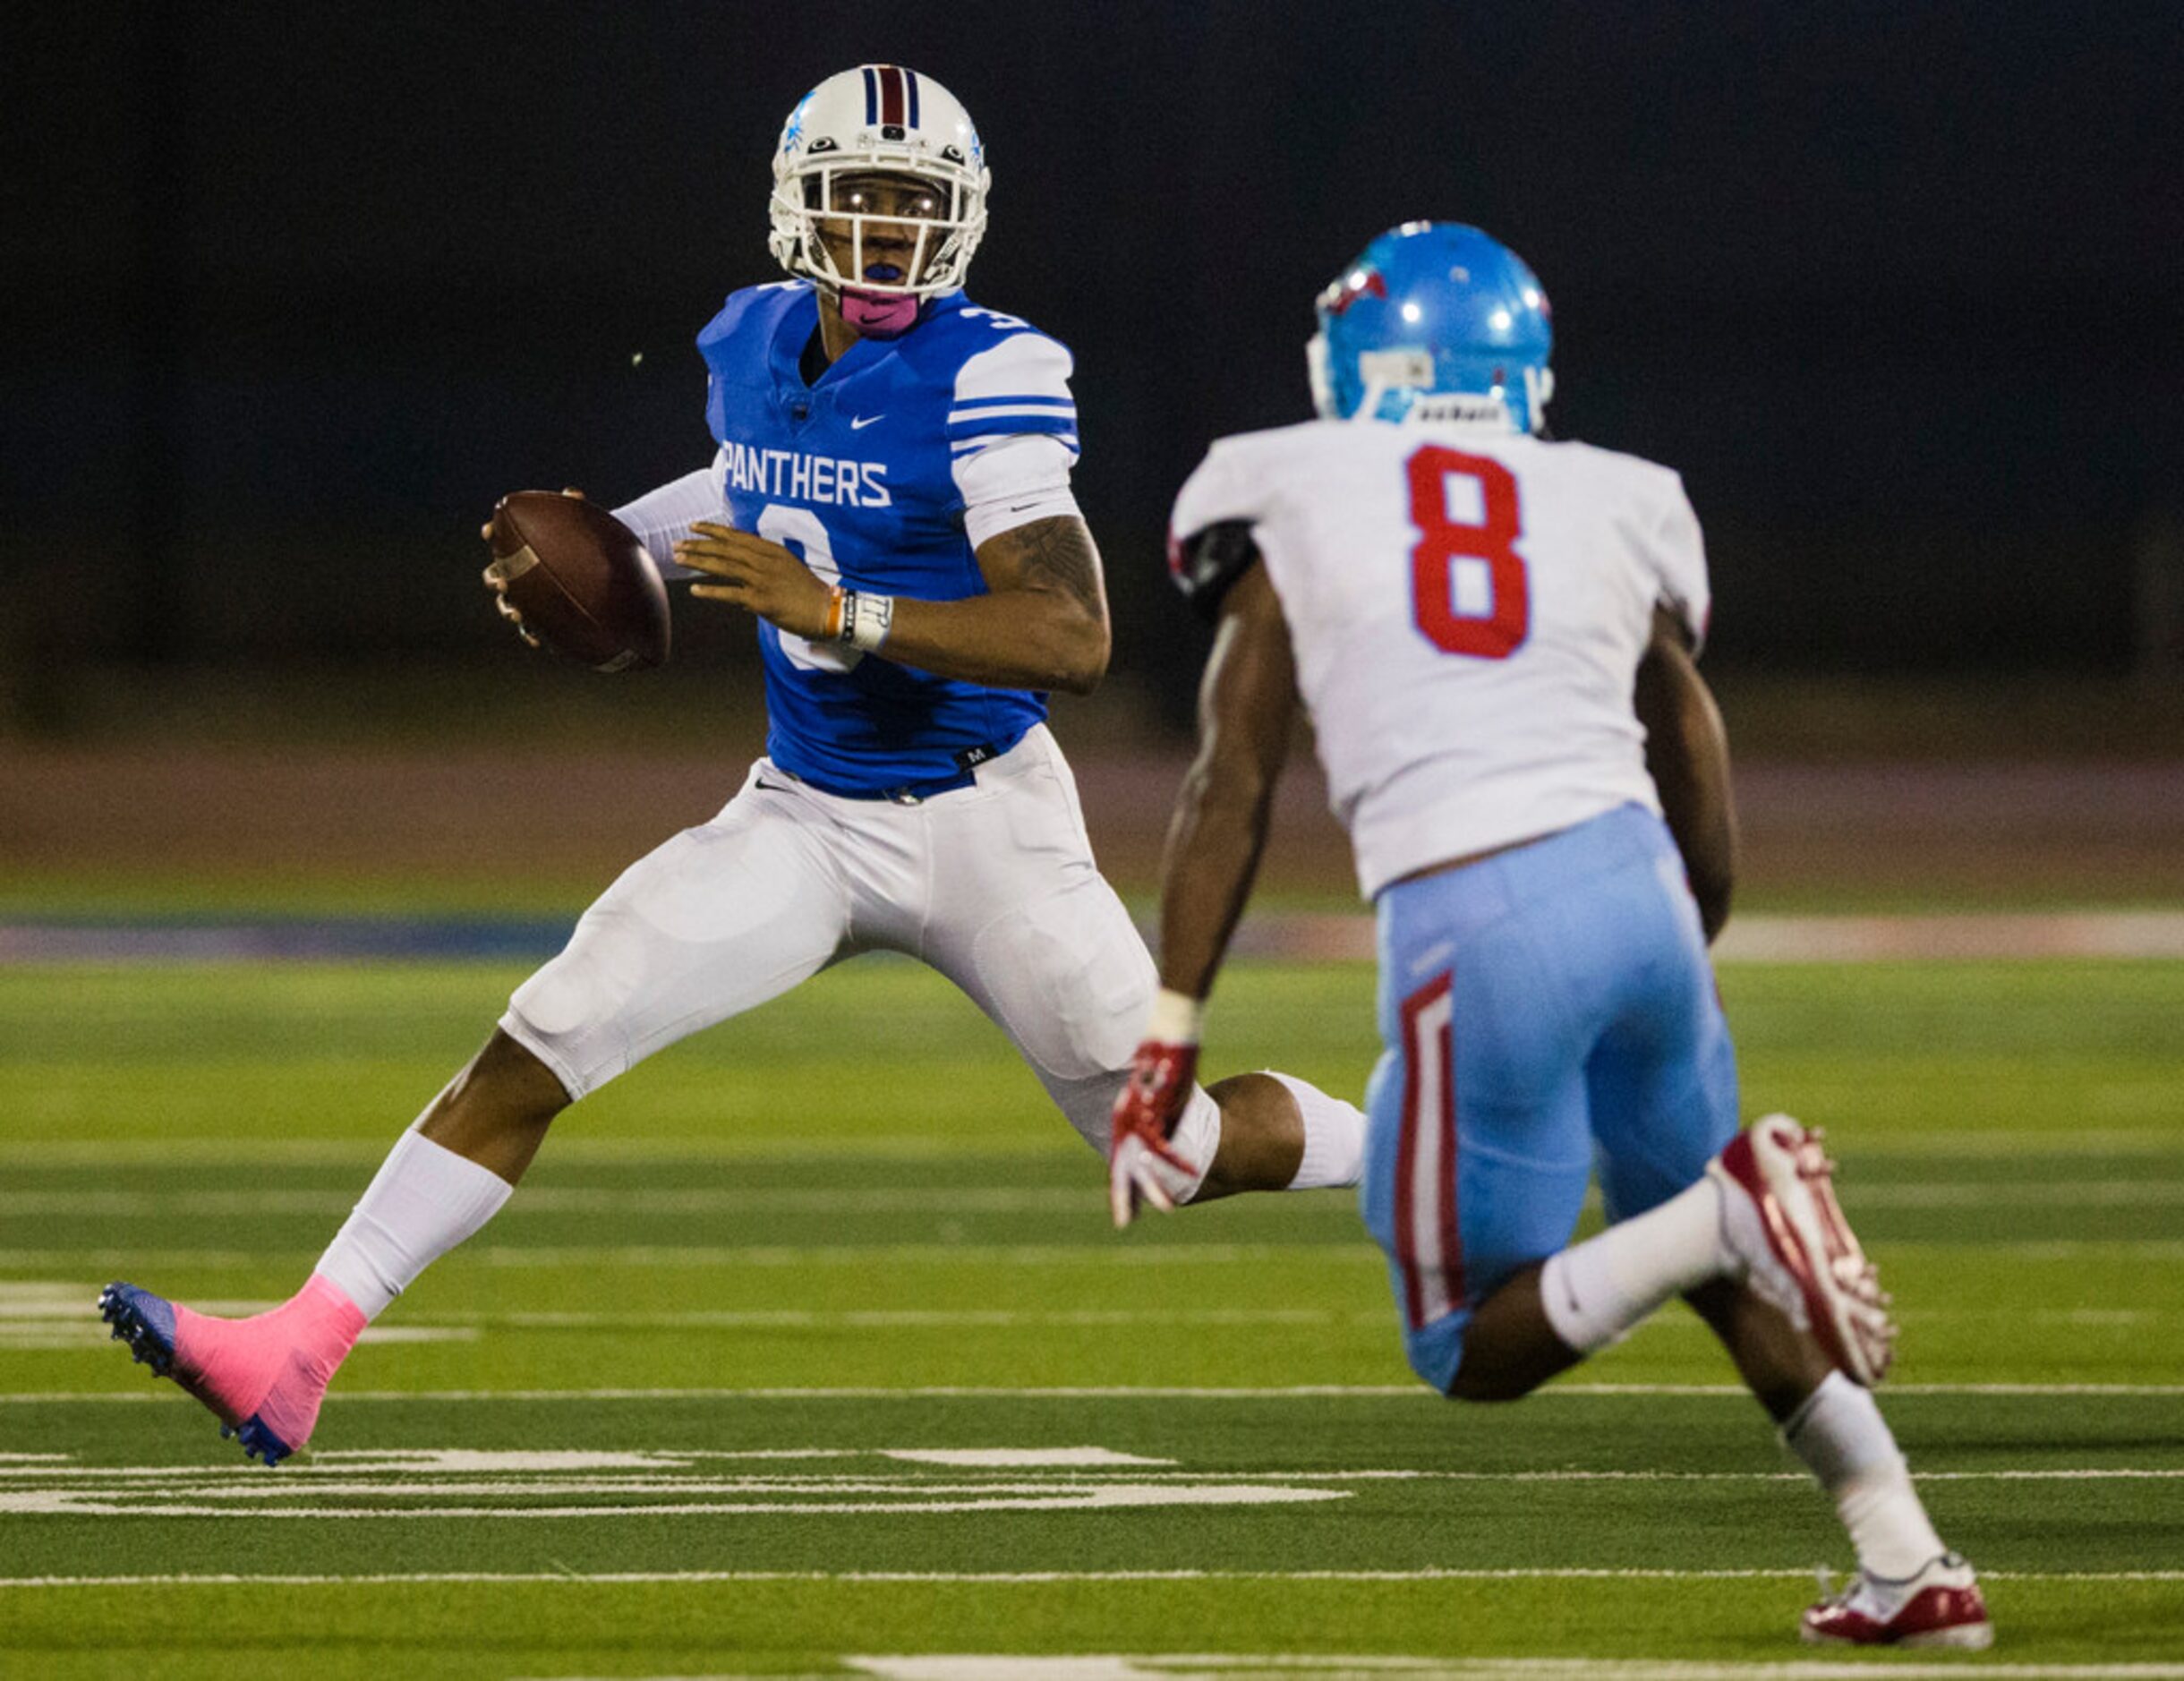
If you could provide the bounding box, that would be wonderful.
[6,3,2181,727]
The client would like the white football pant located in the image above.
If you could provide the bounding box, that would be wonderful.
[500,724,1220,1185]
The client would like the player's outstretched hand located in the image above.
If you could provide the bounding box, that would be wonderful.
[1108,1036,1201,1228]
[675,521,833,639]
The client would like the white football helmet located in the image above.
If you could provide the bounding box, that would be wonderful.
[768,65,990,300]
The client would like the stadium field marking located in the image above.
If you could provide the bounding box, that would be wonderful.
[10,1280,2177,1338]
[0,1446,1186,1480]
[13,1178,2184,1217]
[0,1482,1352,1518]
[3,1127,2177,1170]
[1,1327,474,1352]
[0,1280,478,1347]
[0,1243,1384,1271]
[848,1660,2184,1681]
[10,1239,2184,1271]
[310,1446,1176,1470]
[837,1660,2184,1681]
[0,1136,1071,1169]
[8,1458,2175,1484]
[4,1567,2179,1586]
[13,1380,2184,1403]
[0,1289,1341,1337]
[0,1186,1118,1216]
[486,1307,1339,1329]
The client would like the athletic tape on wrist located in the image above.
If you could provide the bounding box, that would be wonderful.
[1147,987,1206,1045]
[841,591,895,653]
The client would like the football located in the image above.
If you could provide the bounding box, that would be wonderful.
[485,491,671,672]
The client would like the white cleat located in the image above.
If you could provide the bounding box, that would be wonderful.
[1803,1551,1994,1647]
[1708,1114,1896,1386]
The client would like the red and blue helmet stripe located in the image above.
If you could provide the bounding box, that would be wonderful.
[860,64,921,130]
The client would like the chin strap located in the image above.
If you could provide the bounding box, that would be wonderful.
[840,286,921,338]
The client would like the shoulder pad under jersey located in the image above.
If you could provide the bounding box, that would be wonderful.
[1168,520,1261,623]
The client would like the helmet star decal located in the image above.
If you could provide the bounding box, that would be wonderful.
[781,94,812,156]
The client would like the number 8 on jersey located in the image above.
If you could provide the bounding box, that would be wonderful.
[1407,444,1529,660]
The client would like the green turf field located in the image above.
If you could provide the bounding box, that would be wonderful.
[3,958,2181,1677]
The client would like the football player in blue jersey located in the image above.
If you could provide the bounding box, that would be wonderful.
[97,64,1366,1466]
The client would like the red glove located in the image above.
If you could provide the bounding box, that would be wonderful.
[1108,991,1208,1227]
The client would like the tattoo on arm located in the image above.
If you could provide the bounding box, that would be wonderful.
[1008,517,1105,619]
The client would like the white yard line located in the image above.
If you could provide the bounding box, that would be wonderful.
[1,1566,2178,1586]
[0,1127,2175,1173]
[0,1244,1374,1271]
[13,1277,2179,1338]
[9,1239,2184,1272]
[0,1187,1120,1217]
[6,1301,1340,1338]
[4,1468,2174,1492]
[0,1483,1352,1518]
[11,1380,2184,1403]
[12,1179,2183,1217]
[486,1308,1338,1329]
[849,1659,2184,1681]
[0,1136,1062,1169]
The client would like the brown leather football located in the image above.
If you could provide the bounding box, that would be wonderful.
[486,491,671,671]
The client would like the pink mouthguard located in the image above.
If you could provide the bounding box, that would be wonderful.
[841,286,920,338]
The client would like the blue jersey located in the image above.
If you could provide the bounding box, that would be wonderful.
[697,281,1081,795]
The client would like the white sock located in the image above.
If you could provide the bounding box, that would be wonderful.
[1784,1370,1947,1578]
[1264,1071,1366,1190]
[313,1130,515,1321]
[1170,1087,1223,1205]
[1539,1176,1730,1354]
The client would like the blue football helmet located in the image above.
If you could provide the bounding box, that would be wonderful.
[1307,222,1554,431]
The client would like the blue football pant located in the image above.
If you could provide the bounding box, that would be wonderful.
[1358,804,1740,1392]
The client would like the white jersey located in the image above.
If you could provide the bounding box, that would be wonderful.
[1169,417,1710,899]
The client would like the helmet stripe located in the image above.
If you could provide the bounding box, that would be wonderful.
[904,67,921,129]
[861,66,879,126]
[877,64,906,127]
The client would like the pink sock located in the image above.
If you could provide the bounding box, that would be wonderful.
[171,1273,365,1452]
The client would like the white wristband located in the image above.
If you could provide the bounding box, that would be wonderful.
[1146,987,1206,1045]
[840,591,895,653]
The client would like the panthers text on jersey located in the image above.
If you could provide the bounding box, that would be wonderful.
[1168,417,1710,898]
[691,280,1080,795]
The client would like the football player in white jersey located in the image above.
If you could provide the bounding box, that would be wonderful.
[1112,223,1991,1649]
[98,65,1364,1466]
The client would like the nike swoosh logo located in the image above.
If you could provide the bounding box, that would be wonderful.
[850,414,884,430]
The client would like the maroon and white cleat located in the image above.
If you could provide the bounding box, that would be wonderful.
[1708,1114,1896,1386]
[1803,1552,1993,1648]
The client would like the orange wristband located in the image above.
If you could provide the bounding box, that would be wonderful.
[822,585,846,641]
